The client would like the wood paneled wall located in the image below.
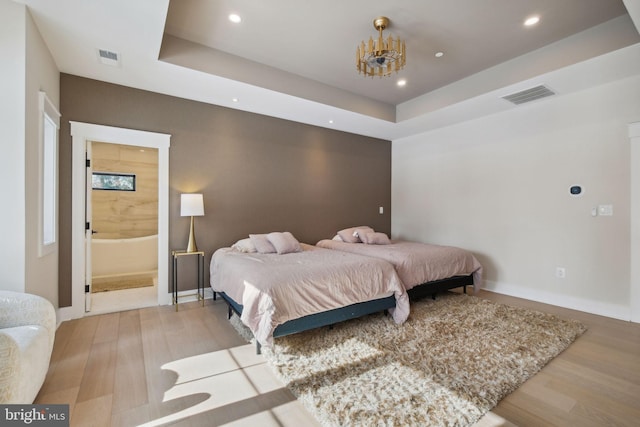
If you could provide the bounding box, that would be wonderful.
[91,142,158,239]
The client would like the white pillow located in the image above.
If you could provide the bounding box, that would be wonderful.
[359,231,391,245]
[267,231,302,254]
[231,238,257,253]
[249,234,277,254]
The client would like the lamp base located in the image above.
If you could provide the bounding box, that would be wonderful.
[186,216,198,252]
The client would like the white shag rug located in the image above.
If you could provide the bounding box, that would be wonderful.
[230,293,586,426]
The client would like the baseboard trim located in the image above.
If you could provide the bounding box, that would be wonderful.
[482,280,632,322]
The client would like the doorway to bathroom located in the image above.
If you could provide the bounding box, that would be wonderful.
[66,121,171,323]
[88,141,159,315]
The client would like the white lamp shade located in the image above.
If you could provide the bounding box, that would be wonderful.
[180,193,205,216]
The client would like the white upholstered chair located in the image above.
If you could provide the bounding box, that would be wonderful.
[0,291,56,403]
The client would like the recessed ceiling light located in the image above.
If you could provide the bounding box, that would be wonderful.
[329,120,334,124]
[524,16,540,26]
[232,98,239,103]
[397,79,407,87]
[435,51,444,58]
[229,14,242,23]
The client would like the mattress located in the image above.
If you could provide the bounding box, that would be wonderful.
[316,239,482,292]
[210,243,409,347]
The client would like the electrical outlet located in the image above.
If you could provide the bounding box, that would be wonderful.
[555,267,566,279]
[598,205,613,216]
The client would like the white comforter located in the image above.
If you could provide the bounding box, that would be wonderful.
[210,244,409,347]
[316,239,483,292]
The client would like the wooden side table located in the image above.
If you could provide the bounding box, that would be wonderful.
[171,250,205,310]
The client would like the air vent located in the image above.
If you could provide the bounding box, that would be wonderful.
[97,49,120,67]
[501,85,555,105]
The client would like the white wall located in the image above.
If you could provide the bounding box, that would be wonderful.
[392,74,640,320]
[24,7,60,304]
[0,1,27,292]
[0,1,60,306]
[630,121,640,322]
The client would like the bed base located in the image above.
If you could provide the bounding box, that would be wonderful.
[217,291,396,354]
[407,274,474,301]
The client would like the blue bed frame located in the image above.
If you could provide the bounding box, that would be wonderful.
[217,290,396,354]
[216,273,474,354]
[407,274,474,301]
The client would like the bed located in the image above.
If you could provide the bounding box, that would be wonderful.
[317,231,482,300]
[210,242,410,352]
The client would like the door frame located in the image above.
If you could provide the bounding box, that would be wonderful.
[630,121,640,323]
[63,121,171,321]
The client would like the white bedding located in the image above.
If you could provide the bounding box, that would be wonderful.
[210,243,409,347]
[316,239,482,292]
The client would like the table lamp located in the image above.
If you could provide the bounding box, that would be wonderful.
[180,193,205,252]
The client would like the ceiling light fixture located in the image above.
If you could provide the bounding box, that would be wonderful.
[229,14,242,23]
[397,79,407,87]
[356,16,406,77]
[435,51,444,58]
[524,16,540,26]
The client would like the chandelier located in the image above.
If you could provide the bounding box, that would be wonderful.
[356,16,406,77]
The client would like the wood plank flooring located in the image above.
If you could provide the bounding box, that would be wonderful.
[35,290,640,426]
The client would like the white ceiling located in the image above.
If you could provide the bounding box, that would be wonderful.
[16,0,640,140]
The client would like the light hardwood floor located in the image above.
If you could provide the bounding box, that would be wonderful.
[35,290,640,426]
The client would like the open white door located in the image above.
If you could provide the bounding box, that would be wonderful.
[85,141,93,312]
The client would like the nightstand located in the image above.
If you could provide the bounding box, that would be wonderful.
[171,250,205,310]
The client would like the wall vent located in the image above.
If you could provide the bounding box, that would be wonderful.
[501,85,555,105]
[97,49,120,67]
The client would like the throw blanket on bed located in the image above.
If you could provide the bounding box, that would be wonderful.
[210,244,409,347]
[316,239,483,292]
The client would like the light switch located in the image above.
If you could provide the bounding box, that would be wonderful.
[379,206,384,214]
[598,205,613,216]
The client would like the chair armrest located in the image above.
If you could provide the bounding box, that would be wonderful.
[0,332,22,400]
[0,292,56,348]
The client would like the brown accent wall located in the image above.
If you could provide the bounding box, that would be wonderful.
[59,74,391,306]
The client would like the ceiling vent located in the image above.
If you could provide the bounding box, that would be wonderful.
[501,85,555,105]
[97,49,121,67]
